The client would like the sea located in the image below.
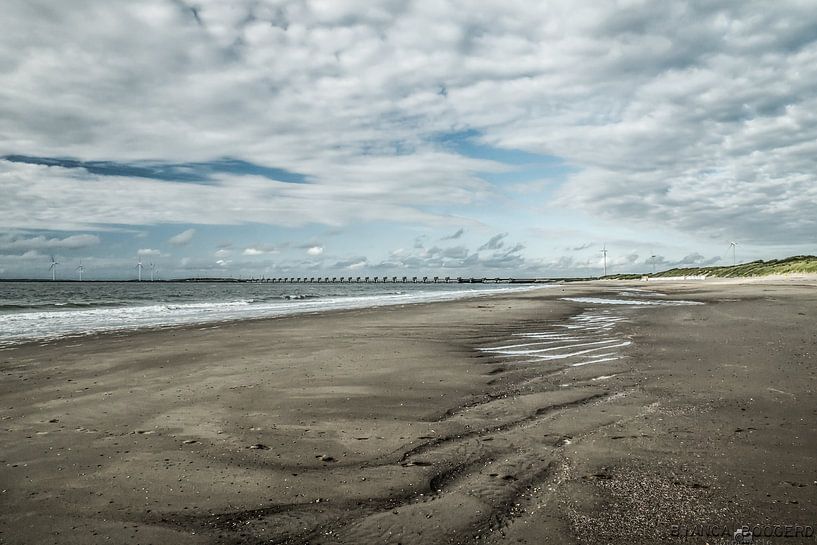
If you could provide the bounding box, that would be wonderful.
[0,281,544,347]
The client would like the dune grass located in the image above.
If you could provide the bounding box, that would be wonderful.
[604,255,817,279]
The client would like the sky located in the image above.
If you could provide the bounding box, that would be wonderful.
[1,0,816,280]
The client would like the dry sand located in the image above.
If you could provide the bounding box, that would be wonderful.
[1,281,815,544]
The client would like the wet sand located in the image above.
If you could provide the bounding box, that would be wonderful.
[1,280,816,544]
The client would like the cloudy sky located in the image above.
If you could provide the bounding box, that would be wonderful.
[2,1,815,279]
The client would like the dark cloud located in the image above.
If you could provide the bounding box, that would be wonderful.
[675,253,721,267]
[0,233,99,250]
[479,242,526,269]
[440,228,464,240]
[425,245,469,260]
[364,237,530,274]
[478,233,507,251]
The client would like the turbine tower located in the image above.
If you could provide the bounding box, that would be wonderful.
[49,255,59,281]
[76,261,85,281]
[651,254,657,275]
[729,241,738,266]
[601,244,608,277]
[149,262,156,281]
[136,258,144,281]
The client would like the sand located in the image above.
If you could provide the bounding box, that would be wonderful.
[1,281,815,544]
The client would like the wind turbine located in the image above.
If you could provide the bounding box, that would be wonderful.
[601,244,608,277]
[49,255,59,281]
[76,261,85,281]
[650,254,657,275]
[728,241,738,266]
[136,258,144,281]
[149,262,156,281]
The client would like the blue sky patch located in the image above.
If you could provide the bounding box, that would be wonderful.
[3,155,308,184]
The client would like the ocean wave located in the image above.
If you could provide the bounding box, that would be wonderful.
[0,300,130,311]
[0,285,546,346]
[161,299,256,310]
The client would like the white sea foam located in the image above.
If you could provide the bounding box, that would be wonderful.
[591,374,618,380]
[479,292,704,370]
[483,338,622,356]
[562,297,703,306]
[616,288,667,297]
[478,306,638,368]
[571,356,621,366]
[478,338,582,350]
[529,341,632,360]
[513,332,579,339]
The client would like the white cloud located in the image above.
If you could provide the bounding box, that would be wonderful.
[306,245,324,256]
[0,1,814,246]
[137,248,162,256]
[243,245,279,256]
[168,228,196,246]
[333,256,369,270]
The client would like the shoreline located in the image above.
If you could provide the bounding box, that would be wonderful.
[0,284,549,348]
[1,280,816,544]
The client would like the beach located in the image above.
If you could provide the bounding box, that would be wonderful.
[1,280,816,544]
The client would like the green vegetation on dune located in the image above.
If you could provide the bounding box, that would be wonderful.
[604,255,817,280]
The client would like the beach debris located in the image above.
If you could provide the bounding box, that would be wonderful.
[672,480,709,489]
[554,436,572,447]
[182,439,197,444]
[248,443,269,450]
[781,480,807,487]
[582,473,614,481]
[316,454,336,462]
[401,460,432,467]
